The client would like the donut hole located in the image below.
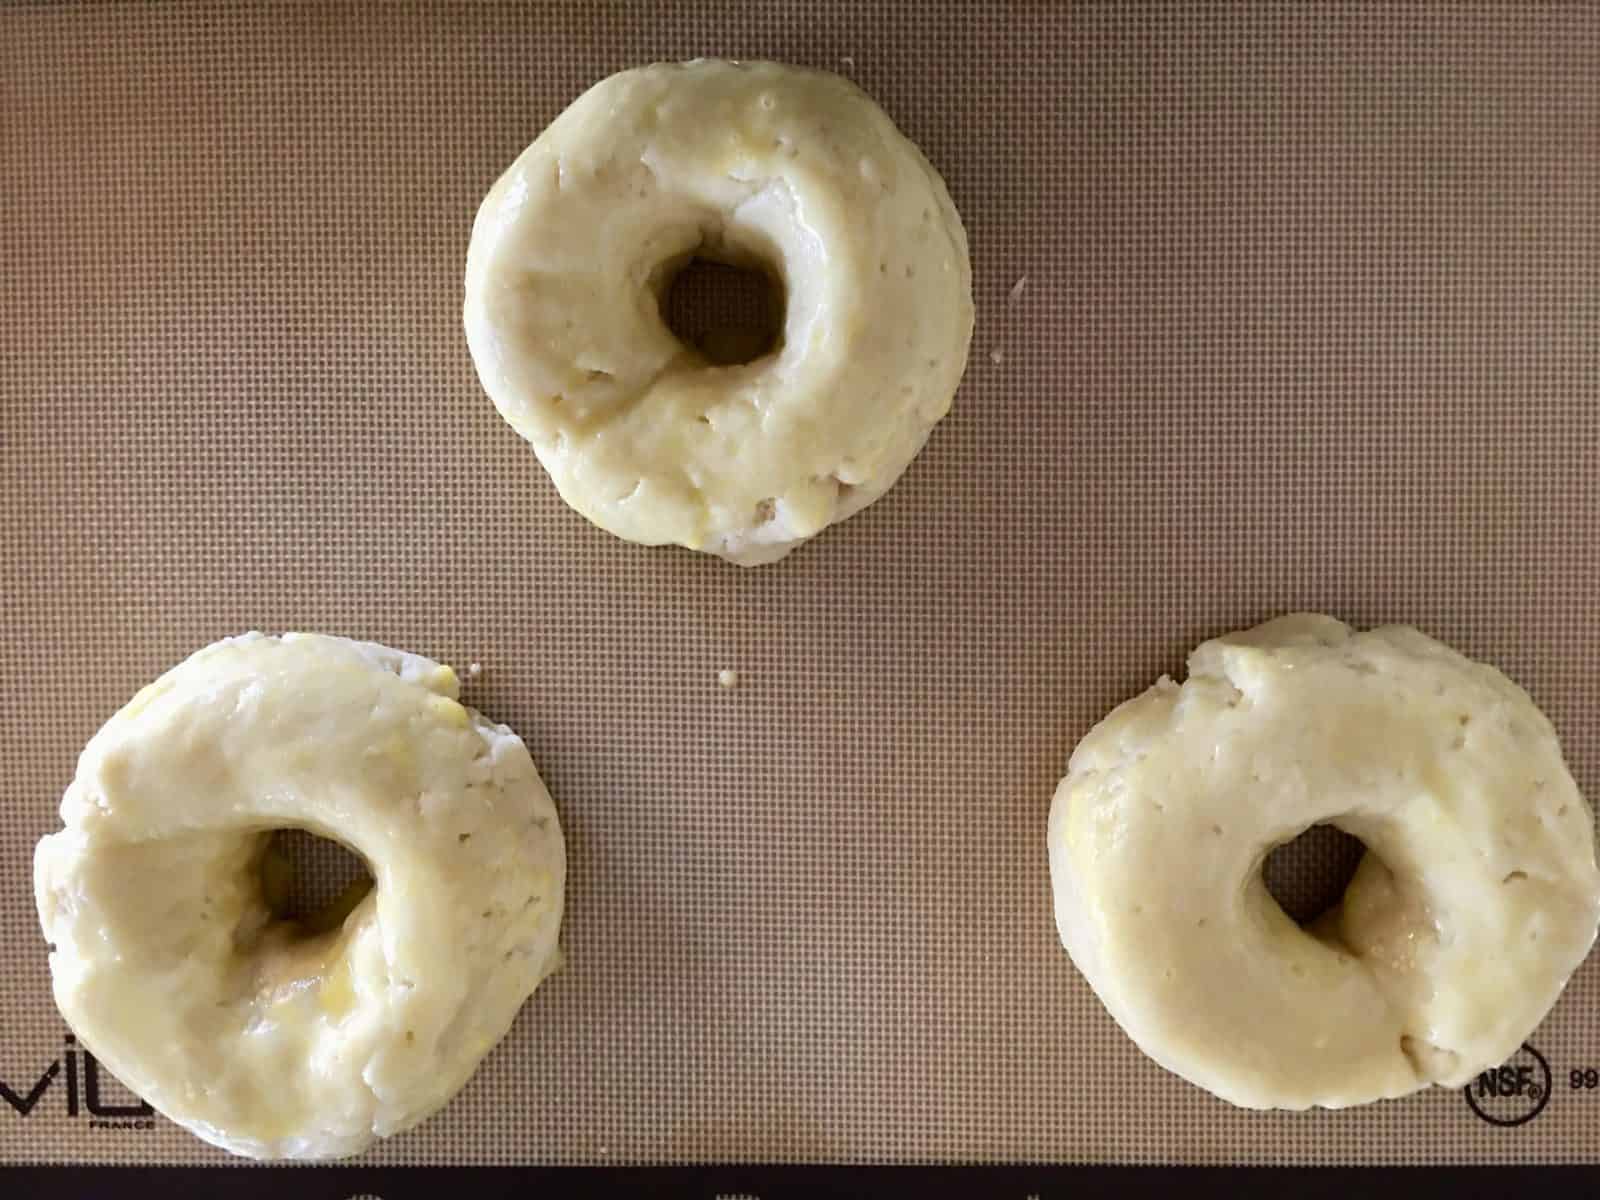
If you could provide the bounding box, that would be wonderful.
[658,251,786,366]
[1262,823,1367,927]
[261,828,373,935]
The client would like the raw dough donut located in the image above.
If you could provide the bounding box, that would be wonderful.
[463,59,973,565]
[1047,614,1600,1109]
[33,633,565,1159]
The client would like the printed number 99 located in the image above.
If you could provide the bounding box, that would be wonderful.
[1570,1069,1599,1090]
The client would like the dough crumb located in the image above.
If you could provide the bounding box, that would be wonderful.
[840,56,856,68]
[468,662,483,678]
[989,348,1005,365]
[1009,274,1028,304]
[717,669,739,689]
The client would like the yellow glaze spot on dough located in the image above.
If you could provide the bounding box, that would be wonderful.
[318,958,355,1021]
[427,695,469,728]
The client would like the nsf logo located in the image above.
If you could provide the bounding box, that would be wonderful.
[1464,1043,1552,1127]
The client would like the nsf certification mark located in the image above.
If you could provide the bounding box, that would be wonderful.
[1465,1043,1552,1127]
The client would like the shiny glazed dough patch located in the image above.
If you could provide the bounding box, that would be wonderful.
[33,633,566,1159]
[463,59,974,565]
[1047,614,1600,1110]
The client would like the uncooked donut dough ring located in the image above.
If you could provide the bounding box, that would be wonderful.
[463,59,974,565]
[34,634,565,1159]
[1048,614,1600,1109]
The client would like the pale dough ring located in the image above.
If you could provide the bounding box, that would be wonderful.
[463,59,974,566]
[33,634,566,1159]
[1048,614,1600,1110]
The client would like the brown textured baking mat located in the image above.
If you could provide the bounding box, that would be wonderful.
[2,0,1598,1173]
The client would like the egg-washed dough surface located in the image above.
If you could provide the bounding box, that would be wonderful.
[34,634,566,1160]
[464,59,974,565]
[1049,615,1600,1110]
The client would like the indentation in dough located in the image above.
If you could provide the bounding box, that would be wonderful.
[1399,1035,1460,1083]
[1503,870,1529,885]
[585,370,613,384]
[754,498,776,525]
[617,479,643,503]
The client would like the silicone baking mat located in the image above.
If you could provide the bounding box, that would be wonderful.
[3,1,1598,1192]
